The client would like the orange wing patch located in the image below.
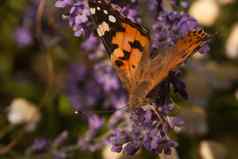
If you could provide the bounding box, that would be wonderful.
[111,23,150,86]
[88,0,150,90]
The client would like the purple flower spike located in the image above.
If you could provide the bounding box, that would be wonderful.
[56,0,91,37]
[108,105,181,155]
[67,64,102,111]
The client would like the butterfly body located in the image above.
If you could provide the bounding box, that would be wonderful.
[88,0,209,110]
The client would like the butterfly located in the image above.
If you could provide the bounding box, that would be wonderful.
[88,0,209,110]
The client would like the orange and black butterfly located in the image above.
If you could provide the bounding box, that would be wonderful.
[88,0,209,110]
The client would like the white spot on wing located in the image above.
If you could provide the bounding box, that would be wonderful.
[90,8,96,15]
[97,7,101,10]
[97,21,110,37]
[108,15,116,23]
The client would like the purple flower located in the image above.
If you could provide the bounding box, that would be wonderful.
[177,13,199,36]
[121,5,140,23]
[123,142,140,155]
[111,95,127,109]
[94,63,120,92]
[66,62,125,113]
[56,0,91,37]
[14,27,32,47]
[156,138,177,154]
[77,113,106,152]
[148,0,163,14]
[152,11,209,53]
[168,117,184,130]
[31,138,49,153]
[66,64,102,111]
[81,34,99,52]
[111,145,122,153]
[109,108,179,155]
[67,1,90,37]
[110,129,129,146]
[89,114,104,130]
[55,0,72,8]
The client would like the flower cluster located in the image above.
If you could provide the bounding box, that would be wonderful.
[66,62,127,151]
[55,0,210,156]
[29,131,69,158]
[110,109,181,155]
[56,0,142,37]
[67,62,126,111]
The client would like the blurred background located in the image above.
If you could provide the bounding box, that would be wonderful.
[0,0,238,159]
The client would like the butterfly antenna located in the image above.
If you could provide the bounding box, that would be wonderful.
[75,104,129,115]
[99,104,129,113]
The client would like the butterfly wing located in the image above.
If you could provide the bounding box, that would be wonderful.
[88,0,150,92]
[128,29,209,108]
[140,29,210,98]
[89,1,210,109]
